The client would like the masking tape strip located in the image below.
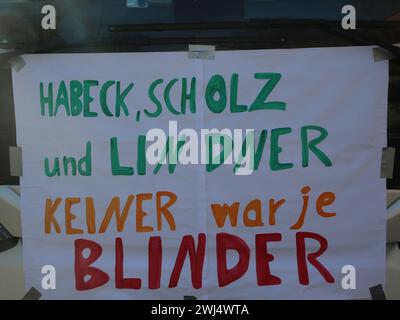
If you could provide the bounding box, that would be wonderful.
[188,44,215,60]
[373,47,396,62]
[369,284,386,300]
[22,287,42,300]
[9,146,22,177]
[8,56,26,72]
[381,147,396,179]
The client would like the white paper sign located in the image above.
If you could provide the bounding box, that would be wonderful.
[12,47,388,299]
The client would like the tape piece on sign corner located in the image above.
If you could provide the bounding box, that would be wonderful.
[188,45,215,60]
[369,284,387,300]
[8,56,26,72]
[380,147,396,179]
[22,287,42,300]
[373,47,396,62]
[9,146,22,177]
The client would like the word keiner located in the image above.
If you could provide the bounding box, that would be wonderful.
[43,188,337,290]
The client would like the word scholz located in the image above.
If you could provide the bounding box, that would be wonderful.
[38,73,286,118]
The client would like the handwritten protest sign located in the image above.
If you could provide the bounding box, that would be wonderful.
[12,47,388,299]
